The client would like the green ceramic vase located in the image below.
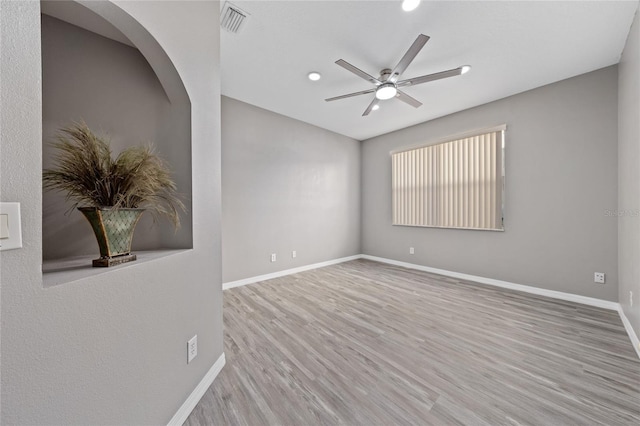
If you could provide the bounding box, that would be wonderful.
[78,207,144,260]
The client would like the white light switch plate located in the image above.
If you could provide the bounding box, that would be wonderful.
[0,214,9,239]
[0,203,22,251]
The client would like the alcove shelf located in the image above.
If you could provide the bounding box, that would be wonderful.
[40,3,193,286]
[42,249,191,288]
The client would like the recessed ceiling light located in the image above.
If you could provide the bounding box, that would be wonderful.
[375,83,397,100]
[372,105,380,111]
[402,0,420,12]
[461,65,471,74]
[308,72,321,81]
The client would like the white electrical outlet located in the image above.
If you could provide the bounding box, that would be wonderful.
[594,272,605,284]
[292,250,296,258]
[271,253,277,262]
[409,247,415,254]
[187,335,197,364]
[630,291,633,307]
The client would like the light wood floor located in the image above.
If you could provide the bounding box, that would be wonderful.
[185,259,640,425]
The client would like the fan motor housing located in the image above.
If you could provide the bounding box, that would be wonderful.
[379,68,393,81]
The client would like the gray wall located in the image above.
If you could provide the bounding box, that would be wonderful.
[222,96,360,283]
[619,6,640,339]
[0,1,222,424]
[42,14,192,260]
[362,66,619,302]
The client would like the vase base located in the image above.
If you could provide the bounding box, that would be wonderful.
[92,254,137,267]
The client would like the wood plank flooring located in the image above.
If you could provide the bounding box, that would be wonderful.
[185,259,640,425]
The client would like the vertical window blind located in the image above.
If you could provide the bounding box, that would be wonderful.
[392,127,505,230]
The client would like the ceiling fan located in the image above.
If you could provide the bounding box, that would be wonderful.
[325,34,471,116]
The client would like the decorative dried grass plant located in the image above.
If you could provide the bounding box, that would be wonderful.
[43,123,185,228]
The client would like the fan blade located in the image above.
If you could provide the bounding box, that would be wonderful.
[389,34,430,82]
[335,59,381,85]
[395,90,422,108]
[325,88,376,102]
[397,67,463,88]
[362,97,380,116]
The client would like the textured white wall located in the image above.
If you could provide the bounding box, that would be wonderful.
[618,5,640,341]
[0,1,222,424]
[0,2,44,420]
[221,96,361,282]
[362,66,619,302]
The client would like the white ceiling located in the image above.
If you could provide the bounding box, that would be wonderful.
[221,0,638,140]
[41,0,638,141]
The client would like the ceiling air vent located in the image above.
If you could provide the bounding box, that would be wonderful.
[221,2,250,34]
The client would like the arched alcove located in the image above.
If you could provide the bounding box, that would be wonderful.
[41,0,193,281]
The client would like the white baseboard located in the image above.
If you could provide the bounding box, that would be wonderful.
[618,306,640,359]
[223,253,639,359]
[223,255,362,290]
[168,352,226,426]
[361,255,620,311]
[362,255,640,359]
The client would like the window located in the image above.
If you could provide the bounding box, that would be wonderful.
[392,126,505,230]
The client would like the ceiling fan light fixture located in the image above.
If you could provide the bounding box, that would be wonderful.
[308,72,322,81]
[326,34,468,116]
[376,83,397,100]
[402,0,421,12]
[372,104,380,111]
